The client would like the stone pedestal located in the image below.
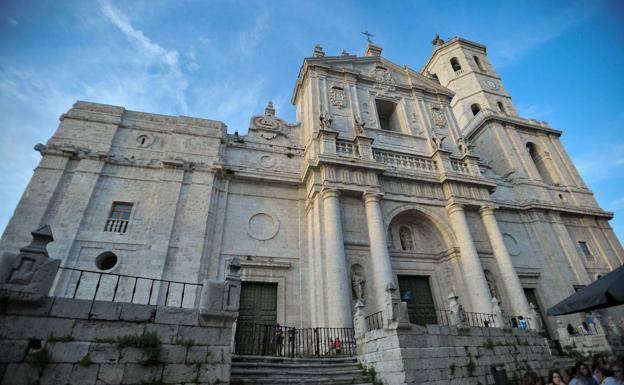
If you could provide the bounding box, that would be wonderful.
[322,189,353,327]
[446,203,492,314]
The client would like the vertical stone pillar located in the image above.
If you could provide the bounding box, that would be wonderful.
[479,206,532,320]
[363,192,396,310]
[446,203,492,314]
[321,189,353,327]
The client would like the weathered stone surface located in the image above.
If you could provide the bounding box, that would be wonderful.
[40,363,73,385]
[5,298,54,316]
[160,345,187,364]
[72,320,143,341]
[120,303,156,322]
[1,363,41,385]
[97,363,124,385]
[89,301,123,321]
[50,298,92,319]
[0,315,75,340]
[176,326,220,346]
[155,307,198,326]
[121,363,163,384]
[48,341,91,362]
[186,346,207,364]
[0,340,28,363]
[69,364,98,385]
[145,323,178,344]
[89,342,119,364]
[162,363,198,383]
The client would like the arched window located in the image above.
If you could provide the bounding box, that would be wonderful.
[470,103,481,116]
[399,226,414,251]
[473,56,484,71]
[497,101,506,114]
[526,142,556,184]
[450,57,462,72]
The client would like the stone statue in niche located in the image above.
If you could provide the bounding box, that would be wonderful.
[319,110,333,130]
[484,270,500,305]
[431,134,446,150]
[351,264,366,302]
[399,226,414,251]
[410,112,423,134]
[429,106,446,127]
[353,115,366,136]
[329,87,347,109]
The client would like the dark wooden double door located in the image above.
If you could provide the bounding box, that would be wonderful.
[398,275,437,326]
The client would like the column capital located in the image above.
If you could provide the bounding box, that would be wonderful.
[363,191,383,204]
[478,204,497,217]
[446,202,464,215]
[321,188,340,200]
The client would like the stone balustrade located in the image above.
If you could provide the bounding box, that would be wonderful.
[373,149,438,174]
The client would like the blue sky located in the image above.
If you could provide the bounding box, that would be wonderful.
[1,0,623,242]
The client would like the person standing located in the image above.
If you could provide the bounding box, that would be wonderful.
[271,323,284,356]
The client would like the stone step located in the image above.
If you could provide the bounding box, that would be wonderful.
[233,361,362,370]
[231,368,366,377]
[230,377,372,385]
[233,355,358,364]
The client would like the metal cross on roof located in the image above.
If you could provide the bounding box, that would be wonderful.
[361,30,374,44]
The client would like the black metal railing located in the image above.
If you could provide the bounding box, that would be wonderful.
[54,266,202,308]
[408,308,495,328]
[104,218,129,234]
[364,311,384,331]
[234,322,356,358]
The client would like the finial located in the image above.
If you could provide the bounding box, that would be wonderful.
[313,44,325,58]
[341,50,349,56]
[265,101,275,116]
[361,30,375,44]
[432,34,445,47]
[20,225,54,256]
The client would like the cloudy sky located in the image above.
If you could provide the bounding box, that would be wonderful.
[1,0,623,241]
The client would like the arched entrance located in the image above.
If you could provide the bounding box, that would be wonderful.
[387,207,455,325]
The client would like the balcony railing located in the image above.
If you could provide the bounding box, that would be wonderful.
[450,159,471,175]
[53,266,202,308]
[335,140,359,157]
[364,311,384,331]
[104,218,129,234]
[373,150,438,174]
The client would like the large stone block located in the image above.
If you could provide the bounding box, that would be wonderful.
[176,326,220,346]
[69,364,98,385]
[121,363,163,384]
[186,346,207,364]
[0,340,28,363]
[5,297,54,316]
[155,307,198,326]
[50,298,92,319]
[162,363,199,383]
[90,301,123,321]
[89,342,119,364]
[145,323,178,344]
[1,363,41,385]
[160,345,187,364]
[0,315,75,340]
[48,341,91,363]
[40,363,73,385]
[120,303,156,322]
[72,320,144,341]
[97,363,124,385]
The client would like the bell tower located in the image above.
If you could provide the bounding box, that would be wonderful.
[422,36,518,130]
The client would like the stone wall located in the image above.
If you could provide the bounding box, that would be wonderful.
[0,297,234,385]
[357,325,553,385]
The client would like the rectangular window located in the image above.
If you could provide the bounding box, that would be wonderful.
[578,241,594,262]
[104,202,132,233]
[375,99,401,132]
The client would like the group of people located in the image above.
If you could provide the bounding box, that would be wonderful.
[522,356,624,385]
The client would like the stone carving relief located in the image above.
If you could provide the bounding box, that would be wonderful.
[258,154,277,168]
[353,115,366,136]
[319,110,333,130]
[399,226,414,251]
[247,213,279,241]
[249,101,291,141]
[350,264,366,302]
[370,65,396,88]
[429,105,446,128]
[410,112,423,135]
[329,86,347,109]
[503,233,520,256]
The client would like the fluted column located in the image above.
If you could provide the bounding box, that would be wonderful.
[363,192,396,308]
[446,203,493,314]
[321,189,353,327]
[479,205,532,318]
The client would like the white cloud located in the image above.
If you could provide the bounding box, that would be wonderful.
[574,143,624,183]
[98,0,189,113]
[7,17,18,27]
[233,12,269,56]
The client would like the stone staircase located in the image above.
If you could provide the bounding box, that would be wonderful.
[230,355,373,385]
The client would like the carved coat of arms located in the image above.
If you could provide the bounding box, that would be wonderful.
[329,87,346,109]
[429,106,446,128]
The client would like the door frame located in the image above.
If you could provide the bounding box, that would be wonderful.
[239,268,287,325]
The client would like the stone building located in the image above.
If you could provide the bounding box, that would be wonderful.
[1,36,622,343]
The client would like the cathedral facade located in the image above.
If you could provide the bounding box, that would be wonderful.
[1,36,622,339]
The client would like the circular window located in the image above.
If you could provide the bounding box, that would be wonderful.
[95,252,119,271]
[247,213,279,240]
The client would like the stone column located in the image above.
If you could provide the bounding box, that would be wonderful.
[479,205,532,320]
[446,203,492,314]
[321,189,353,327]
[363,192,396,310]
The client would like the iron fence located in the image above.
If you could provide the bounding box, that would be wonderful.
[234,322,356,358]
[364,311,383,331]
[53,266,202,308]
